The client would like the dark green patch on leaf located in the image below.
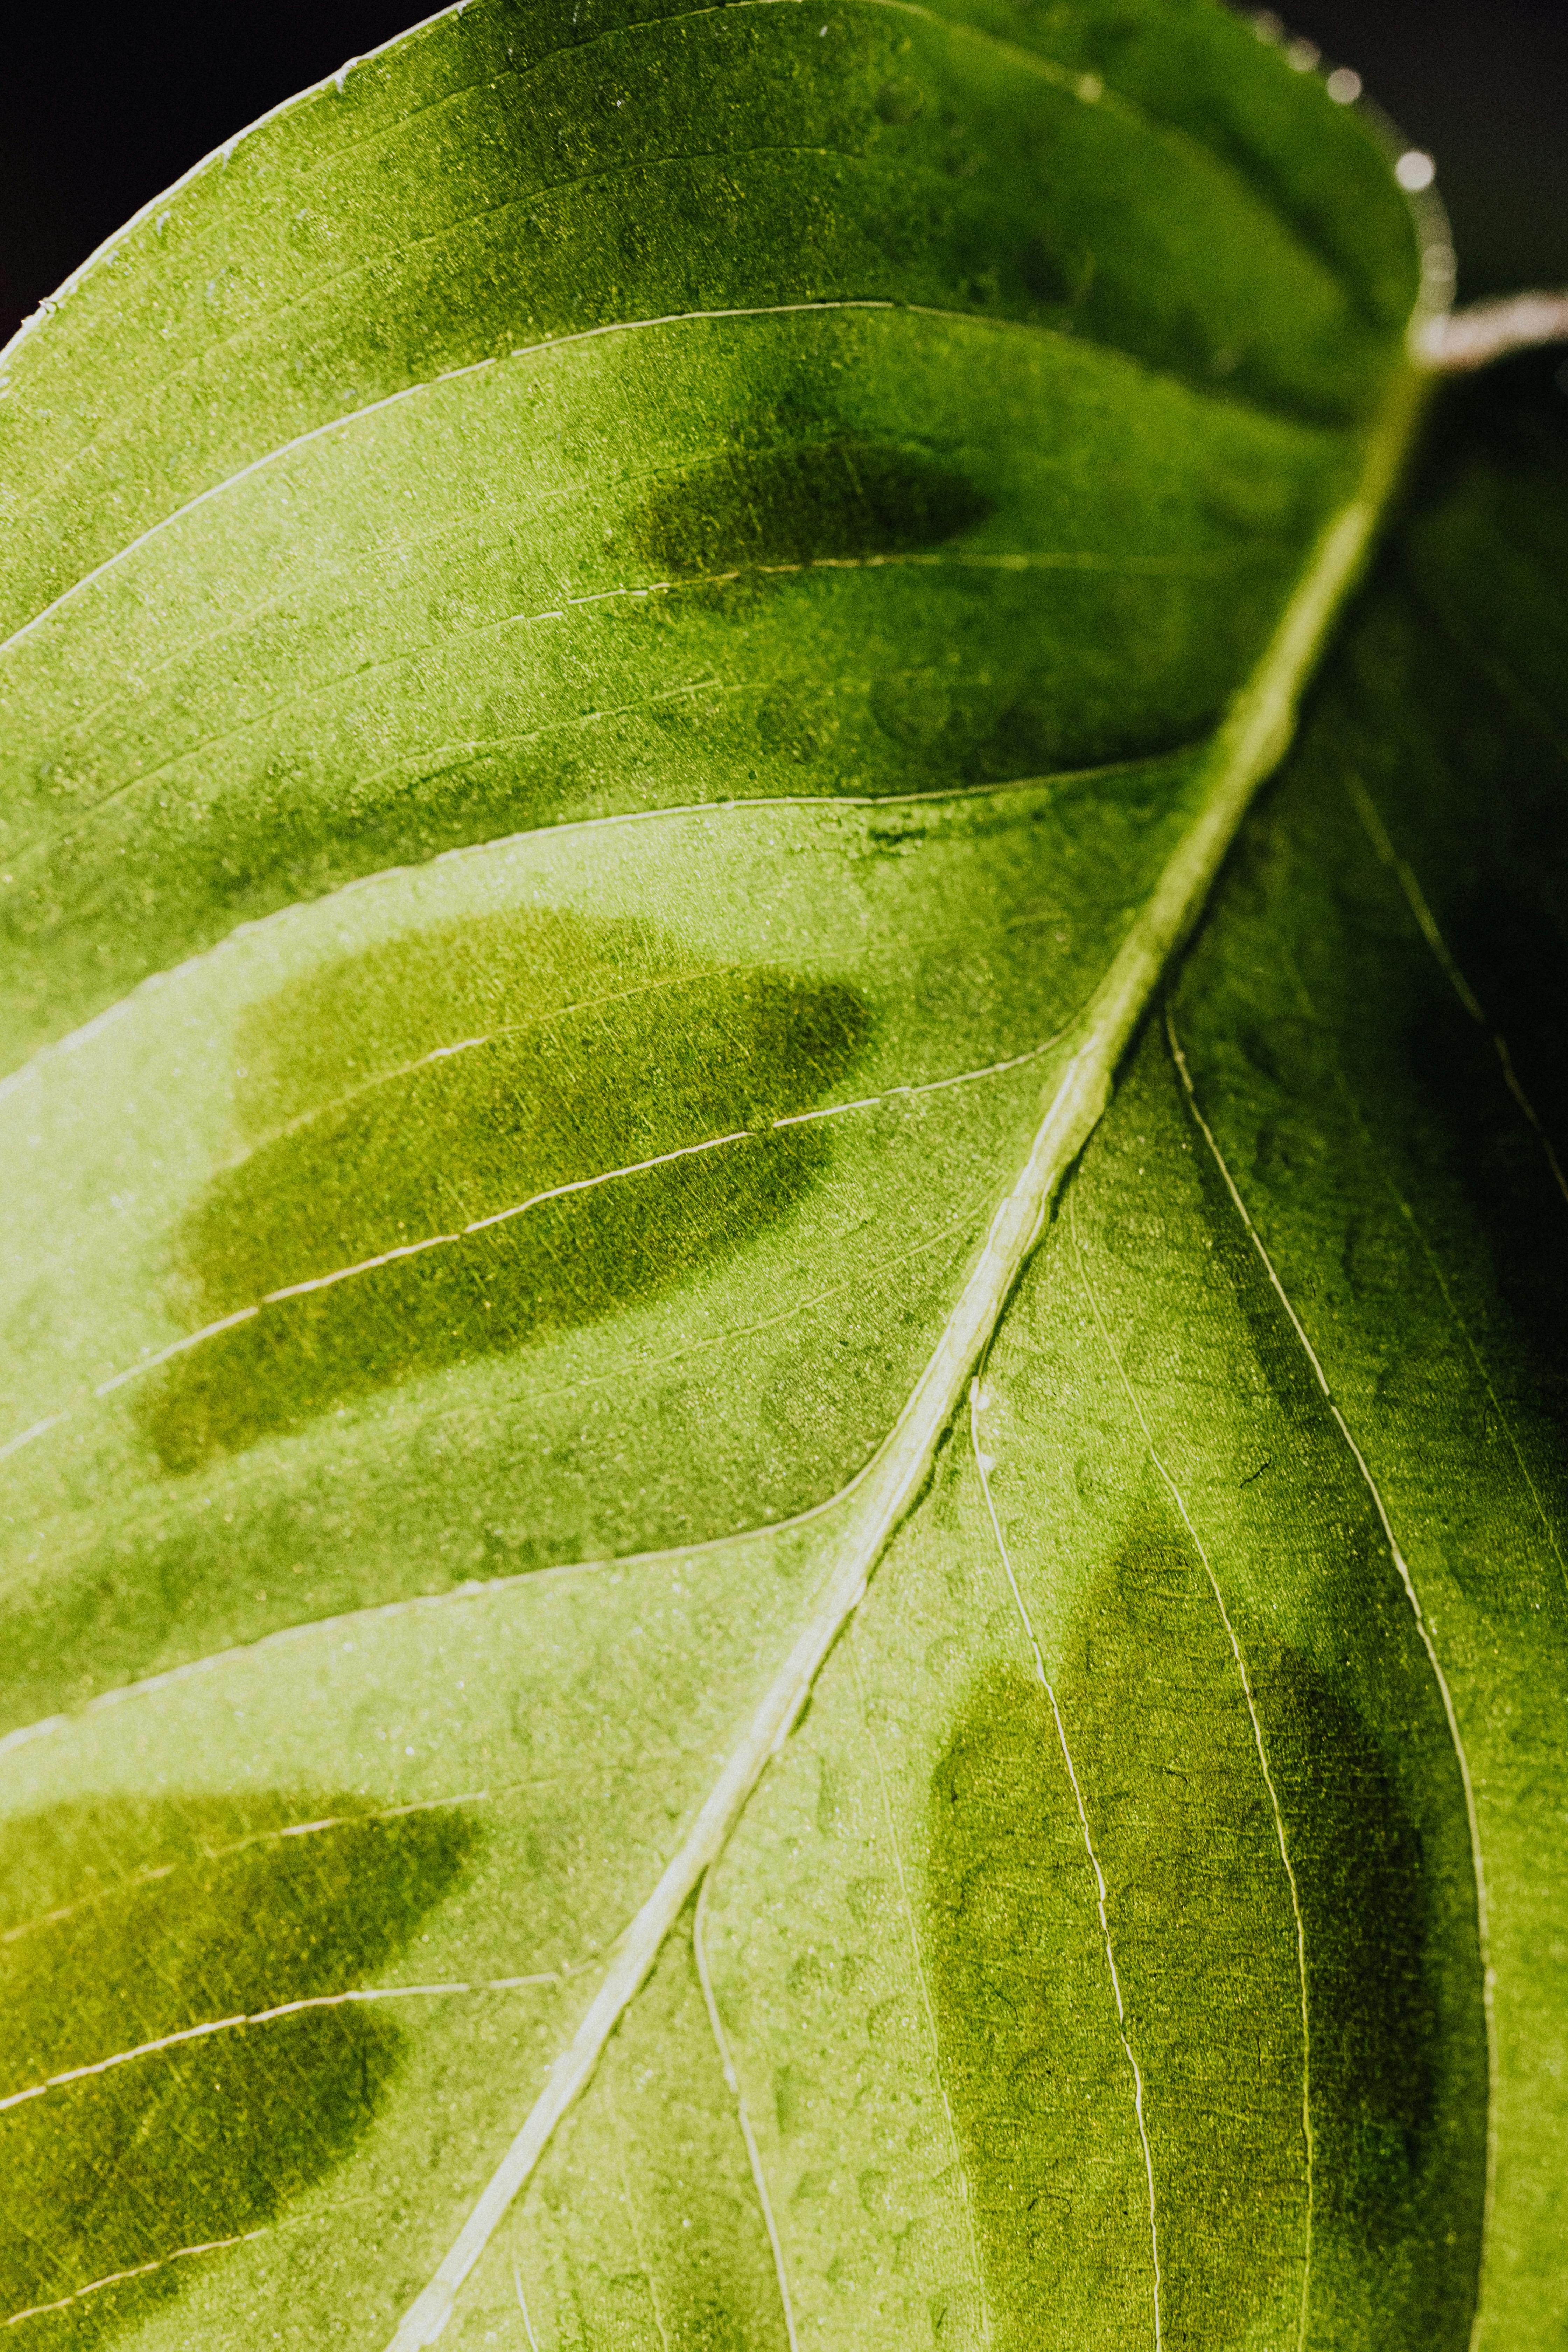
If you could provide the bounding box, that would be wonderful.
[927,1659,1156,2341]
[927,1525,1482,2350]
[142,911,871,1470]
[626,427,991,578]
[0,1791,475,2344]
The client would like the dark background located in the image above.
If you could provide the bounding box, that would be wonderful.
[1,0,1565,340]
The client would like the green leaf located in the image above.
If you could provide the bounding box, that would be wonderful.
[6,3,1559,2348]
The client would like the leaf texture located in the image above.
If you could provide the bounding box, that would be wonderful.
[5,5,1558,2351]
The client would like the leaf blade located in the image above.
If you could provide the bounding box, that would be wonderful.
[0,7,1471,2345]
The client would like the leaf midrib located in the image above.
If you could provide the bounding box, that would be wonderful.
[378,355,1430,2352]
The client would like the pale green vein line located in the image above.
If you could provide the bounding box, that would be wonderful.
[0,1457,881,1769]
[1164,1002,1497,2351]
[0,1200,985,1778]
[692,1874,801,2352]
[2,2232,271,2333]
[206,966,730,1177]
[0,302,897,663]
[0,1789,486,1948]
[1,260,1323,664]
[0,16,882,568]
[0,2192,381,2333]
[1066,1187,1313,2350]
[0,0,733,385]
[40,543,1202,817]
[1277,930,1568,1607]
[1347,775,1568,1211]
[967,1377,1162,2351]
[377,355,1428,2352]
[2,1032,1057,1461]
[65,1120,743,1389]
[12,280,1162,665]
[0,1414,65,1465]
[0,0,1351,415]
[0,1971,576,2117]
[0,754,1153,1110]
[512,2262,542,2352]
[93,1304,266,1397]
[0,0,1077,453]
[0,3,1322,663]
[343,688,1183,827]
[13,549,1205,876]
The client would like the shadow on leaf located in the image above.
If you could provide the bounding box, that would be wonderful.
[1404,867,1568,1514]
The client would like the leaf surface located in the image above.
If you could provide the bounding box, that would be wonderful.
[5,6,1558,2351]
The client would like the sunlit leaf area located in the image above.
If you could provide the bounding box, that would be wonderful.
[0,2,1563,2345]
